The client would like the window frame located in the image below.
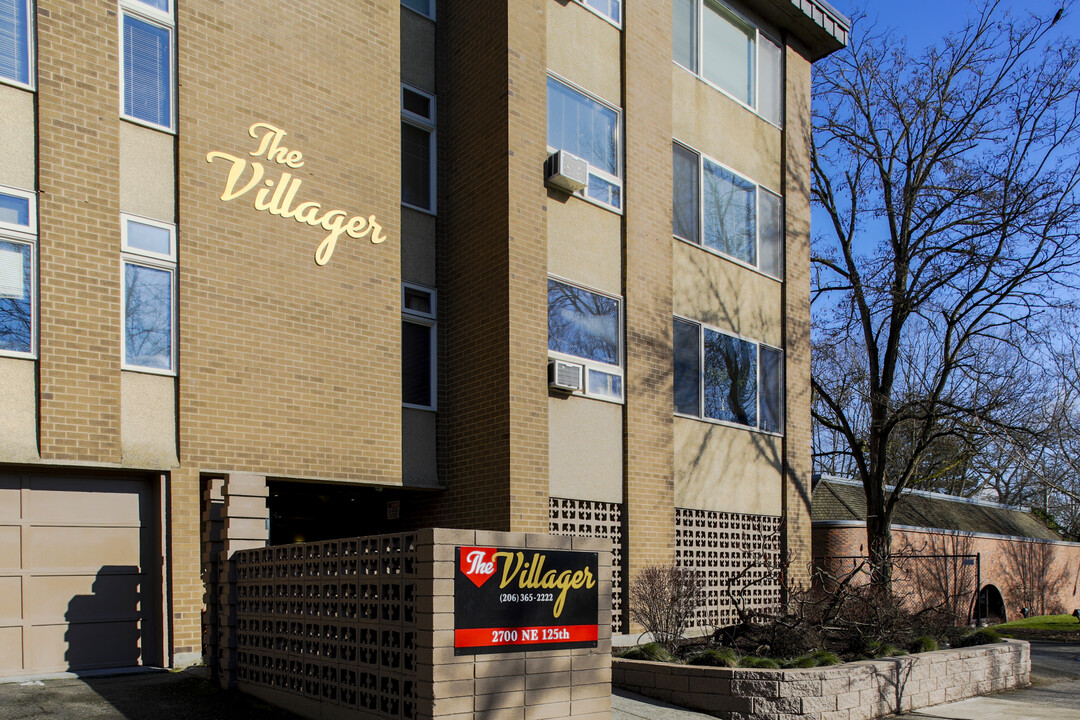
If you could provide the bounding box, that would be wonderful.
[547,275,624,404]
[402,281,437,411]
[673,139,784,280]
[0,185,37,359]
[673,316,784,435]
[0,0,34,91]
[673,0,784,128]
[120,213,177,374]
[576,0,621,28]
[546,73,624,214]
[401,83,437,216]
[400,0,434,21]
[118,0,175,133]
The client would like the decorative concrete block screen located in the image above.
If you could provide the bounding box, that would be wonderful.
[675,510,781,628]
[550,497,624,632]
[223,529,613,720]
[613,639,1029,720]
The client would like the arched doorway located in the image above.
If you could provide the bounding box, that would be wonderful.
[977,584,1007,624]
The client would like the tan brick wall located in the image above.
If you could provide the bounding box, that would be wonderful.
[36,0,122,463]
[176,0,402,484]
[622,1,675,597]
[782,43,815,590]
[170,466,203,659]
[429,0,549,533]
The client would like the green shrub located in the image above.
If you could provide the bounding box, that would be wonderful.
[874,644,906,658]
[811,650,841,666]
[956,628,1002,647]
[783,655,819,668]
[910,636,939,654]
[617,642,676,663]
[739,656,781,669]
[687,648,738,667]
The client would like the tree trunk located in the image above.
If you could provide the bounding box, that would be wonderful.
[866,513,893,591]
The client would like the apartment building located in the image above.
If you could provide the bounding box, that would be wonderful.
[0,0,847,676]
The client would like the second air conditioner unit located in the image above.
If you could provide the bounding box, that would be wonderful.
[544,150,589,194]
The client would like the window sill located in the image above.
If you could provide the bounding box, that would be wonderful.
[0,76,34,93]
[573,0,621,29]
[121,364,177,377]
[0,349,36,361]
[121,114,176,136]
[403,402,436,412]
[401,202,437,217]
[673,235,783,283]
[674,411,783,437]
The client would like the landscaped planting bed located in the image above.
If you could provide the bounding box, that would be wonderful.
[612,639,1030,720]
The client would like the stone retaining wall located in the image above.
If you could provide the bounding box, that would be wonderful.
[612,640,1029,720]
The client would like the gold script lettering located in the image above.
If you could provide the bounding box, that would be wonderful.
[206,124,388,266]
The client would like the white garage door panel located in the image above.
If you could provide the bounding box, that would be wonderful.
[27,526,142,569]
[26,478,146,524]
[0,577,20,621]
[27,573,144,623]
[0,527,19,569]
[0,473,158,677]
[0,626,22,674]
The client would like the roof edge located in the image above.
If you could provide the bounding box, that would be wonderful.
[816,475,1031,514]
[812,519,1080,548]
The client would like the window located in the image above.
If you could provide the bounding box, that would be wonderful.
[401,0,433,19]
[402,283,436,409]
[0,185,35,357]
[0,0,32,88]
[673,141,783,278]
[578,0,620,25]
[547,75,622,211]
[402,84,436,213]
[548,278,623,401]
[673,317,783,433]
[121,0,174,131]
[673,0,783,126]
[122,214,176,372]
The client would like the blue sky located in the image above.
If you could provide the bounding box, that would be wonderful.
[829,1,1077,49]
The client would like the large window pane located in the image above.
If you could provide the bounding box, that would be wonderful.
[759,190,782,278]
[0,240,30,353]
[402,122,432,210]
[547,77,617,176]
[703,329,756,426]
[0,0,30,85]
[672,0,697,71]
[701,0,754,106]
[123,14,172,128]
[673,319,700,416]
[760,346,783,433]
[703,159,756,264]
[758,34,783,126]
[548,279,619,366]
[402,321,432,407]
[124,263,172,369]
[673,144,699,242]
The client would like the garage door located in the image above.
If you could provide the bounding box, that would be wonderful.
[0,473,160,676]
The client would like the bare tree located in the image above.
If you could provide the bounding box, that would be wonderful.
[811,1,1080,588]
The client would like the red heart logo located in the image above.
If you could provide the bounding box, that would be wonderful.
[460,547,498,587]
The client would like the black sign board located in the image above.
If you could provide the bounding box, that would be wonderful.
[454,546,599,655]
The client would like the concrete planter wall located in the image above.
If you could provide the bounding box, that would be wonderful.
[612,639,1029,720]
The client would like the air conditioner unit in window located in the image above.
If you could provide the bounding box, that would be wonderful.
[548,360,584,392]
[544,150,589,194]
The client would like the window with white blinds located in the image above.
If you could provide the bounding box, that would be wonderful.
[0,0,32,88]
[121,1,173,130]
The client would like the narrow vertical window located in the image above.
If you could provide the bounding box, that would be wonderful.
[121,214,176,372]
[546,76,622,211]
[672,143,699,243]
[0,185,35,357]
[402,84,436,213]
[120,0,174,131]
[401,0,433,19]
[672,0,697,72]
[402,283,436,409]
[0,0,32,88]
[673,318,700,416]
[760,346,784,433]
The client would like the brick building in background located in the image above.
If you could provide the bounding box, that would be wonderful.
[0,0,847,675]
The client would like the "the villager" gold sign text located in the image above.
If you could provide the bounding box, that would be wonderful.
[206,123,387,266]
